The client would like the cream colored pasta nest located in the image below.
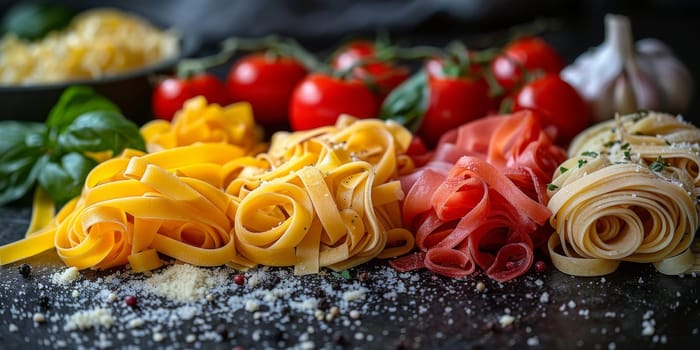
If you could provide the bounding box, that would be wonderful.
[547,112,700,276]
[0,8,179,85]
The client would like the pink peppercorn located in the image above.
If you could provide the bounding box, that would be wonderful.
[124,295,137,307]
[233,273,245,286]
[535,260,548,272]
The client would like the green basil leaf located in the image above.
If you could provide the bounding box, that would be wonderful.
[46,86,121,134]
[0,148,47,206]
[0,1,75,41]
[57,110,146,154]
[379,70,429,132]
[0,121,45,156]
[37,152,97,206]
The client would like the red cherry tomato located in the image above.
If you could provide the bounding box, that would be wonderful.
[513,74,592,145]
[289,73,378,131]
[152,73,229,120]
[227,53,307,129]
[418,59,492,148]
[331,40,410,99]
[491,36,564,92]
[406,135,427,156]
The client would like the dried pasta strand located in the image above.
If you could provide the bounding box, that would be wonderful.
[228,116,414,274]
[0,114,415,276]
[548,112,700,276]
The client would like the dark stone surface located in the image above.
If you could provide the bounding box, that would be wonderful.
[1,206,699,349]
[1,1,700,349]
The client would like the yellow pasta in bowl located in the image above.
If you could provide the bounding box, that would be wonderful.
[0,8,179,85]
[0,7,193,123]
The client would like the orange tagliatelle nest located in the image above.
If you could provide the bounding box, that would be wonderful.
[0,98,416,275]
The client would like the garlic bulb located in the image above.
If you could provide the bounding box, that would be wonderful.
[561,14,693,122]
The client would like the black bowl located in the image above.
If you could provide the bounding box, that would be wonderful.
[0,32,199,125]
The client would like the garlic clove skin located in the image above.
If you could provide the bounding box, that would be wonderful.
[636,38,693,113]
[625,57,663,112]
[612,73,638,116]
[560,15,626,106]
[561,14,694,121]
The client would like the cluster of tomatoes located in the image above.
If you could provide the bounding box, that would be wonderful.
[152,36,591,148]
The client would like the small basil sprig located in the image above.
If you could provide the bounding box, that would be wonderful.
[0,86,145,207]
[379,70,429,132]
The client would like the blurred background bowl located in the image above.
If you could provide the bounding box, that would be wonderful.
[0,0,200,125]
[0,33,198,125]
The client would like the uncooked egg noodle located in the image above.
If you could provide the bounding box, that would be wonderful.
[547,112,700,276]
[0,114,415,275]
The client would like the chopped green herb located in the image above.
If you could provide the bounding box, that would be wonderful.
[603,140,618,148]
[547,183,559,191]
[578,159,588,168]
[331,270,352,279]
[621,142,630,150]
[559,166,568,174]
[623,150,631,161]
[581,151,598,158]
[649,155,668,172]
[665,140,672,146]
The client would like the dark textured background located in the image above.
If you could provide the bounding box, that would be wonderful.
[1,1,700,348]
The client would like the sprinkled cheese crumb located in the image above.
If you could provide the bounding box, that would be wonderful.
[642,324,655,336]
[527,336,539,346]
[51,267,80,285]
[499,314,515,327]
[342,289,366,302]
[152,332,166,342]
[300,340,315,350]
[127,318,143,329]
[64,308,114,331]
[245,299,260,312]
[33,313,46,323]
[8,324,18,332]
[475,281,486,292]
[144,264,210,301]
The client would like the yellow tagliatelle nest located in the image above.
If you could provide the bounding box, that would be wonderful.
[0,115,416,275]
[547,112,700,276]
[141,96,264,155]
[0,8,180,85]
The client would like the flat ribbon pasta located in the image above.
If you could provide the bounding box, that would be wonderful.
[0,115,415,276]
[0,143,246,272]
[226,116,415,274]
[141,96,264,154]
[548,112,700,276]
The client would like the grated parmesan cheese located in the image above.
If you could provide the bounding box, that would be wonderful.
[64,308,115,331]
[499,314,515,327]
[144,264,211,301]
[51,267,80,285]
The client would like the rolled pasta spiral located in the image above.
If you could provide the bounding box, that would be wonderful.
[548,112,700,276]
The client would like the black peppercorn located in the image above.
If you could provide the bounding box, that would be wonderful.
[38,294,51,309]
[18,263,32,278]
[333,332,347,346]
